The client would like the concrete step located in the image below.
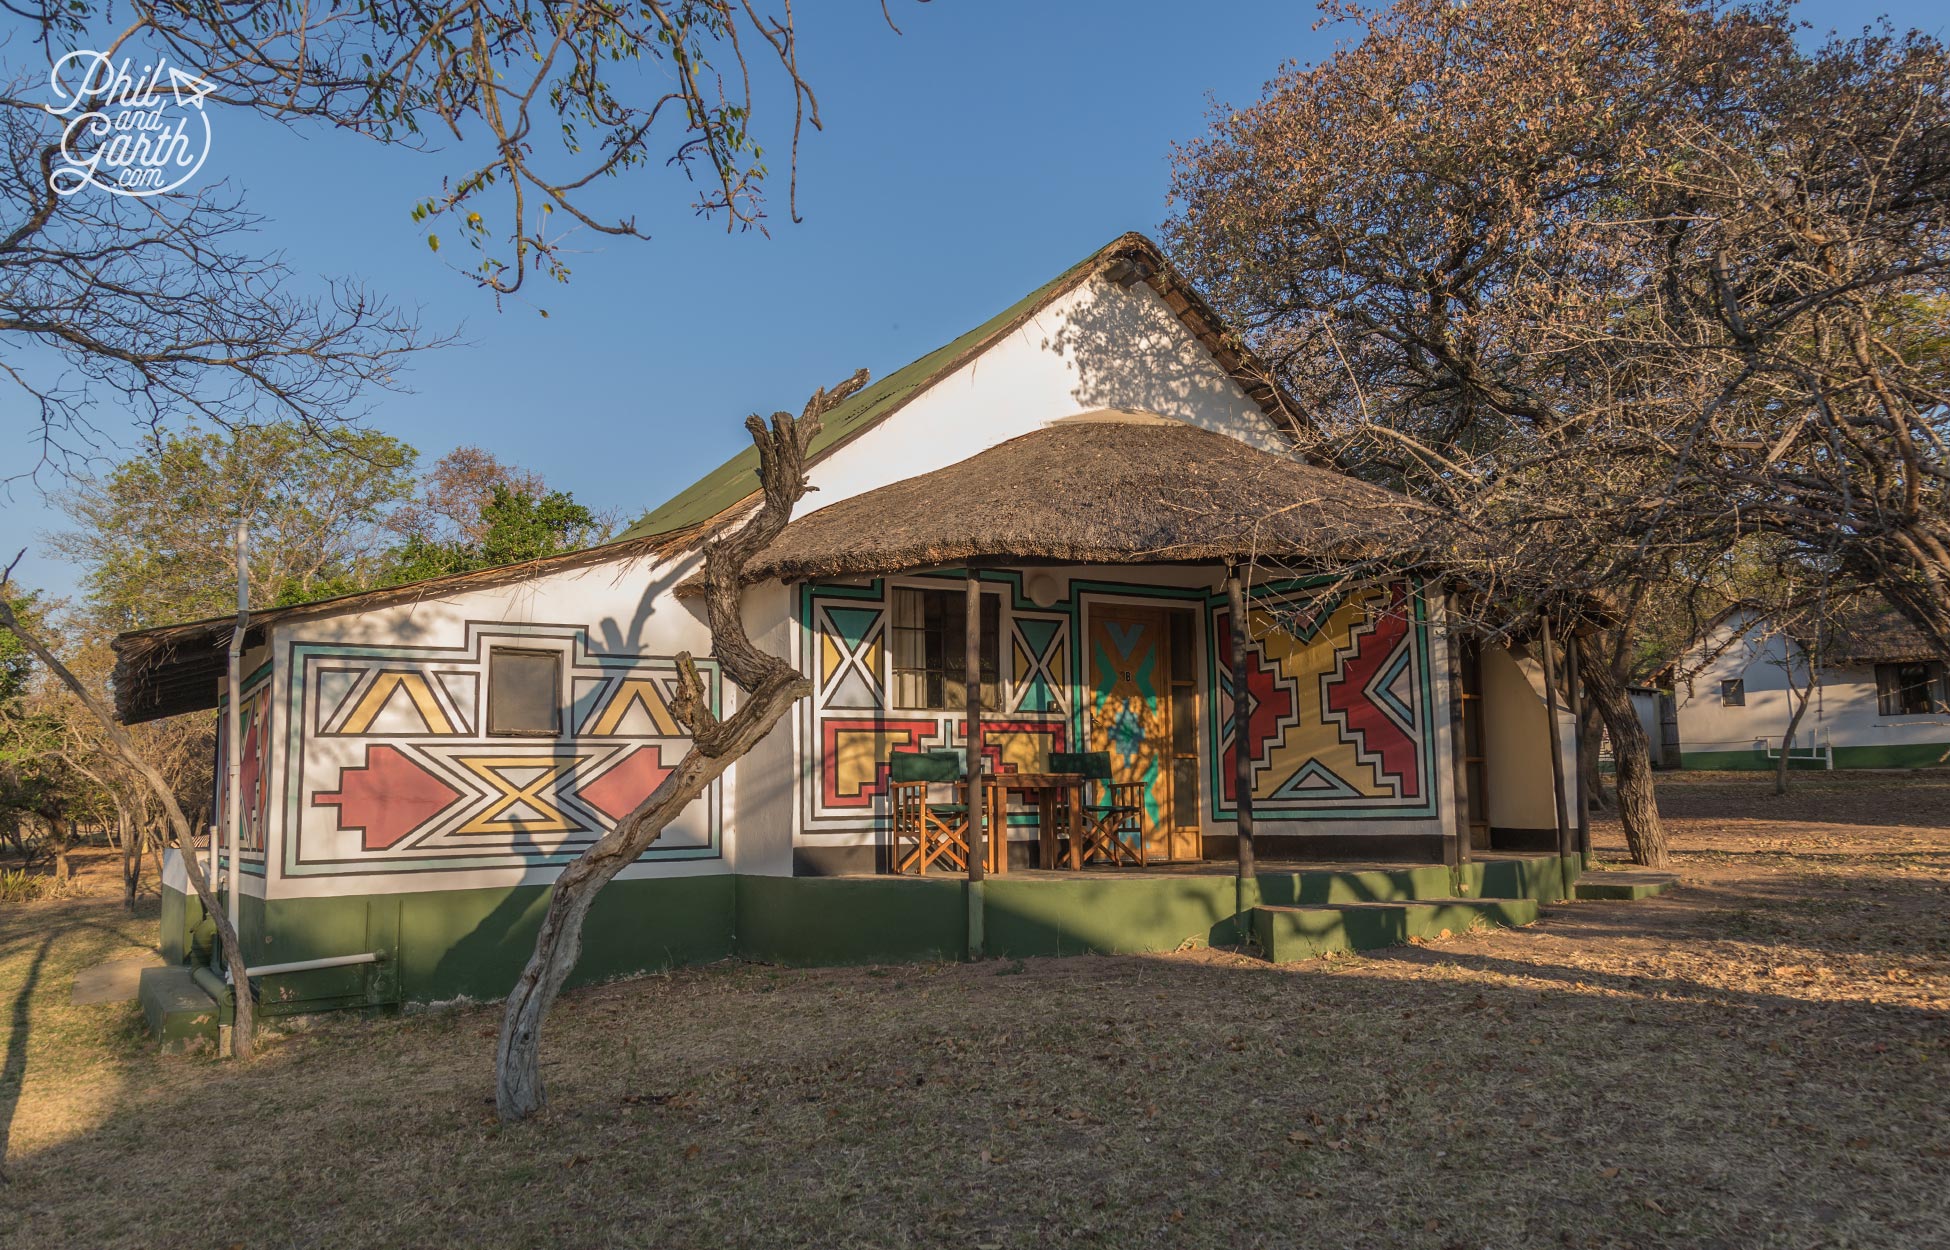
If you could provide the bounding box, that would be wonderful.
[1574,871,1678,902]
[137,965,222,1052]
[1254,896,1539,963]
[1254,864,1454,906]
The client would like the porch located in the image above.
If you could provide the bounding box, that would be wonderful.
[746,416,1585,885]
[735,852,1582,967]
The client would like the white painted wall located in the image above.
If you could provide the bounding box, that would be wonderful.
[1479,643,1575,834]
[267,550,732,899]
[805,277,1288,511]
[1674,609,1950,762]
[1627,689,1665,767]
[734,579,798,877]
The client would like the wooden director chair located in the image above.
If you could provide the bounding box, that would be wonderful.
[889,751,1005,875]
[1049,751,1146,868]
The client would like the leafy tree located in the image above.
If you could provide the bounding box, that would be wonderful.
[392,486,609,581]
[396,447,548,548]
[53,423,422,628]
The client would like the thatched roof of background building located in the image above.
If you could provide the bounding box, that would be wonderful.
[720,413,1437,586]
[1827,600,1943,664]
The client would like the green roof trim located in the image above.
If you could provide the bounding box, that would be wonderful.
[615,238,1124,543]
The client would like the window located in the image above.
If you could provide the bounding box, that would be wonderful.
[1720,678,1745,707]
[1875,661,1946,717]
[487,648,561,736]
[890,586,1000,711]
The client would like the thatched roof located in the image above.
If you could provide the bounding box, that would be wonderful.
[715,413,1437,587]
[613,232,1311,543]
[1827,600,1943,664]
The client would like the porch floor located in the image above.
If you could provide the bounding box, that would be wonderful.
[837,850,1561,882]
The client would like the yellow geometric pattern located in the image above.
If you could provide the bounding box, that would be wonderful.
[1249,591,1396,800]
[989,726,1060,776]
[339,671,457,735]
[454,753,588,834]
[587,677,682,736]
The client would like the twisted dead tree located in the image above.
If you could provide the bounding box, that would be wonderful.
[495,368,867,1121]
[0,559,256,1057]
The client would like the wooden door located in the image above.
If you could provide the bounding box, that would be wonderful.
[1088,606,1197,860]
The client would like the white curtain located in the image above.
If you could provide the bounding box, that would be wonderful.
[891,588,928,709]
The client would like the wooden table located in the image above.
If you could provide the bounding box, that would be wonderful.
[982,771,1088,871]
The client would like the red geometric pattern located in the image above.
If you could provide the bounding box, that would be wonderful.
[576,745,674,823]
[1215,610,1300,805]
[1321,586,1420,798]
[313,744,464,852]
[819,717,941,810]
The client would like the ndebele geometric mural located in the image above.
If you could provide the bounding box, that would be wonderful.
[284,622,721,878]
[1212,581,1440,822]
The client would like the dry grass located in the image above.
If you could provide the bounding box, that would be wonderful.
[3,777,1948,1249]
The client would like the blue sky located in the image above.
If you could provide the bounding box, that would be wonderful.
[3,0,1941,602]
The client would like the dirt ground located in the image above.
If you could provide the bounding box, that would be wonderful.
[1,771,1946,1249]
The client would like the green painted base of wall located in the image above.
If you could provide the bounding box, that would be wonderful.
[1256,864,1453,906]
[147,856,1589,1036]
[260,875,736,1009]
[1462,855,1577,905]
[159,887,192,965]
[736,875,967,965]
[1680,743,1950,771]
[138,966,223,1052]
[983,874,1259,956]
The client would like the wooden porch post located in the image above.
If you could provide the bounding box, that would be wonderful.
[1566,631,1592,865]
[1539,616,1572,866]
[964,571,986,959]
[1444,619,1472,871]
[1225,568,1256,908]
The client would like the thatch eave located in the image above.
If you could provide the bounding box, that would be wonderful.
[111,523,711,724]
[678,417,1438,595]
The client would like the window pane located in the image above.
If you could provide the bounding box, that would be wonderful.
[891,588,929,709]
[1172,757,1198,829]
[1168,609,1195,680]
[1720,679,1744,707]
[1877,662,1941,716]
[488,649,560,736]
[893,586,1003,711]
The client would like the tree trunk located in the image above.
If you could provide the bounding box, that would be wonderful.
[1577,702,1611,811]
[118,804,138,910]
[1580,659,1669,868]
[46,815,72,884]
[494,369,866,1122]
[495,670,808,1120]
[0,598,255,1058]
[1775,663,1817,798]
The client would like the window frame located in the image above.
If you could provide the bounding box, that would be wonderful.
[1719,678,1745,708]
[1875,660,1946,718]
[888,585,1002,712]
[486,646,563,738]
